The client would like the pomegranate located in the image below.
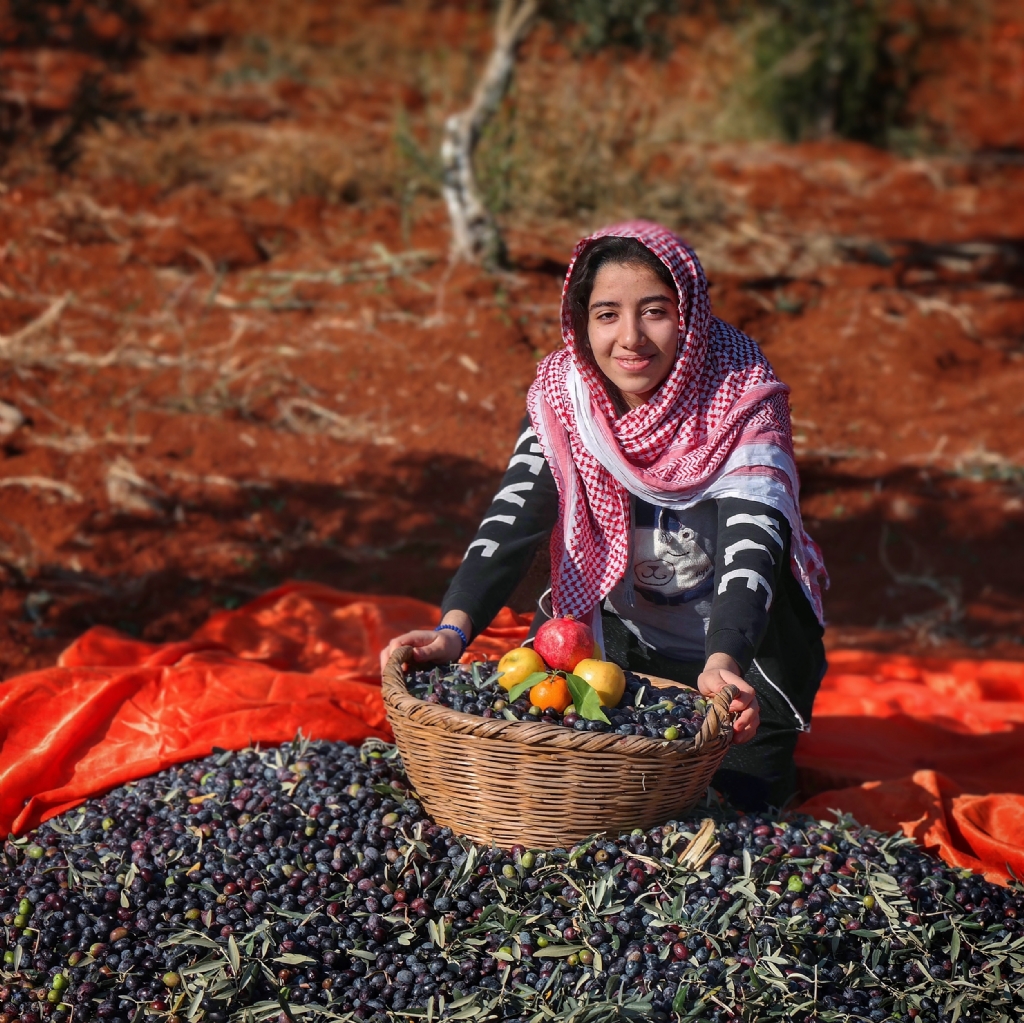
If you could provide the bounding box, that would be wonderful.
[533,615,594,673]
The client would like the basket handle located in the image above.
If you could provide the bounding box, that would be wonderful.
[692,683,738,752]
[382,644,416,689]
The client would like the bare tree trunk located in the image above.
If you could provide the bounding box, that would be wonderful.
[441,0,538,268]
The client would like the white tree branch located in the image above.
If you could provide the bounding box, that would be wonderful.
[441,0,539,267]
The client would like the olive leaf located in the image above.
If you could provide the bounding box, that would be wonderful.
[565,673,610,723]
[506,672,549,703]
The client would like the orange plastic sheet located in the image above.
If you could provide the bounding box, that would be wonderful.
[0,583,530,839]
[2,585,1023,882]
[796,650,1024,883]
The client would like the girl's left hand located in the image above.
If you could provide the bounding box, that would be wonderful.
[697,652,759,744]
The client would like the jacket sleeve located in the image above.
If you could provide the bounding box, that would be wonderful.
[440,415,559,637]
[705,497,791,672]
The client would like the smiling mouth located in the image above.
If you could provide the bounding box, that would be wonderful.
[615,355,653,372]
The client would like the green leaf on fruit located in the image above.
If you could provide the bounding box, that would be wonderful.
[506,672,549,703]
[565,674,610,724]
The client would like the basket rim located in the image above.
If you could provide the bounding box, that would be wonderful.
[382,645,735,760]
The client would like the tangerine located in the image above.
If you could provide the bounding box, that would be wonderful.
[529,674,572,713]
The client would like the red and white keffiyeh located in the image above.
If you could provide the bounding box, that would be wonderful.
[526,220,827,632]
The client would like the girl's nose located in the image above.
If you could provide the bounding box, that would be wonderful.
[621,314,646,349]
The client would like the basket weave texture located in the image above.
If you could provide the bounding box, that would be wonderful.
[382,646,736,849]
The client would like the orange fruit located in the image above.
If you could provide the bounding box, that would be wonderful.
[529,674,572,713]
[496,647,546,692]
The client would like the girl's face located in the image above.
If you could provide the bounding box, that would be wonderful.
[586,262,679,409]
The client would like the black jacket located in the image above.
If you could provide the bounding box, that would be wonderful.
[443,417,822,672]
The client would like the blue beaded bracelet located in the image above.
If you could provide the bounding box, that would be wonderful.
[434,623,468,655]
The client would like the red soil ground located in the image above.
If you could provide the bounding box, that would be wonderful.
[0,1,1022,679]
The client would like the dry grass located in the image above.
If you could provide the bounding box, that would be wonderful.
[66,7,752,229]
[77,119,389,205]
[17,0,994,259]
[0,213,442,454]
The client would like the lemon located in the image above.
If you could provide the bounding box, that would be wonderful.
[572,658,626,707]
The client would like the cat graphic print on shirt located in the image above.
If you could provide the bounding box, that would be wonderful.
[604,500,719,662]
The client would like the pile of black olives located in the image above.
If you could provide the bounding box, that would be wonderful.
[1,738,1021,1023]
[408,663,709,740]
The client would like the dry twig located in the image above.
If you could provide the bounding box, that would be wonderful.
[0,476,83,502]
[106,457,166,517]
[278,397,395,445]
[676,818,720,871]
[0,293,72,356]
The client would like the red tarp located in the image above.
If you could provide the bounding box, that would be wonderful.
[1,583,1022,882]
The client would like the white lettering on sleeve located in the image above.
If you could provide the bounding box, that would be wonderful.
[493,482,535,507]
[508,453,546,475]
[513,427,535,451]
[718,569,774,610]
[464,539,500,559]
[725,513,782,548]
[724,538,775,566]
[480,514,516,527]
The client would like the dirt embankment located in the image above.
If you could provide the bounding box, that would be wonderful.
[0,1,1022,678]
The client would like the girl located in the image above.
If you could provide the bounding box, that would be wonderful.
[381,221,827,810]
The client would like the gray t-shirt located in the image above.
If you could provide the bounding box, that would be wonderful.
[604,498,718,662]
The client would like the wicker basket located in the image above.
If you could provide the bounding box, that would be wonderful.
[382,646,736,849]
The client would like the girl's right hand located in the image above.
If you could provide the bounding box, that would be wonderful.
[379,627,465,674]
[697,652,760,744]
